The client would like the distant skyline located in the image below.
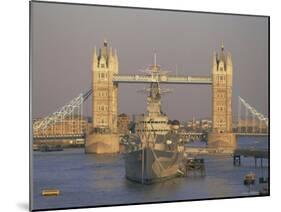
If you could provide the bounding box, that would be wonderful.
[31,2,269,121]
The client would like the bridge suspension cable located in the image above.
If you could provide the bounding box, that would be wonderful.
[237,96,268,134]
[33,88,92,137]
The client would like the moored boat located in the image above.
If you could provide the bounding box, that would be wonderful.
[124,56,184,184]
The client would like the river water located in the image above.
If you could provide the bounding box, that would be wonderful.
[31,136,269,210]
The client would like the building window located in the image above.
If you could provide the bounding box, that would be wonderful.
[98,72,108,80]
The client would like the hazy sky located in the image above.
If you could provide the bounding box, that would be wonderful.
[31,2,268,121]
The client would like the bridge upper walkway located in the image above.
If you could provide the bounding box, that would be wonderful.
[113,74,212,84]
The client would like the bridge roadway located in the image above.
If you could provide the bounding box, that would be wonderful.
[33,132,268,140]
[33,134,85,140]
[180,132,268,137]
[113,74,212,84]
[235,133,268,137]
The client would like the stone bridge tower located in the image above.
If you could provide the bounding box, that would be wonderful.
[208,44,236,149]
[85,40,120,154]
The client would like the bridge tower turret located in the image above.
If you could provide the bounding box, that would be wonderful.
[208,43,236,149]
[86,40,120,154]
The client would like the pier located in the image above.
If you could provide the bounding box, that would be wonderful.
[184,146,268,167]
[179,158,206,177]
[233,148,268,167]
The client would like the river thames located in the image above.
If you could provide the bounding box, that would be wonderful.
[32,136,268,210]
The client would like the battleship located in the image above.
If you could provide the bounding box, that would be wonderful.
[124,56,184,184]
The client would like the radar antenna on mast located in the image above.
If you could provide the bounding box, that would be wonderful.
[154,51,157,67]
[136,53,172,96]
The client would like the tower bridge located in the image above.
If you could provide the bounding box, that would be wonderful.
[86,40,235,153]
[33,40,268,154]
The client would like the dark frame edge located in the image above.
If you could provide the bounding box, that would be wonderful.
[29,1,34,211]
[31,194,270,212]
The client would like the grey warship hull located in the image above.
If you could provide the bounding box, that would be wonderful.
[124,147,183,184]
